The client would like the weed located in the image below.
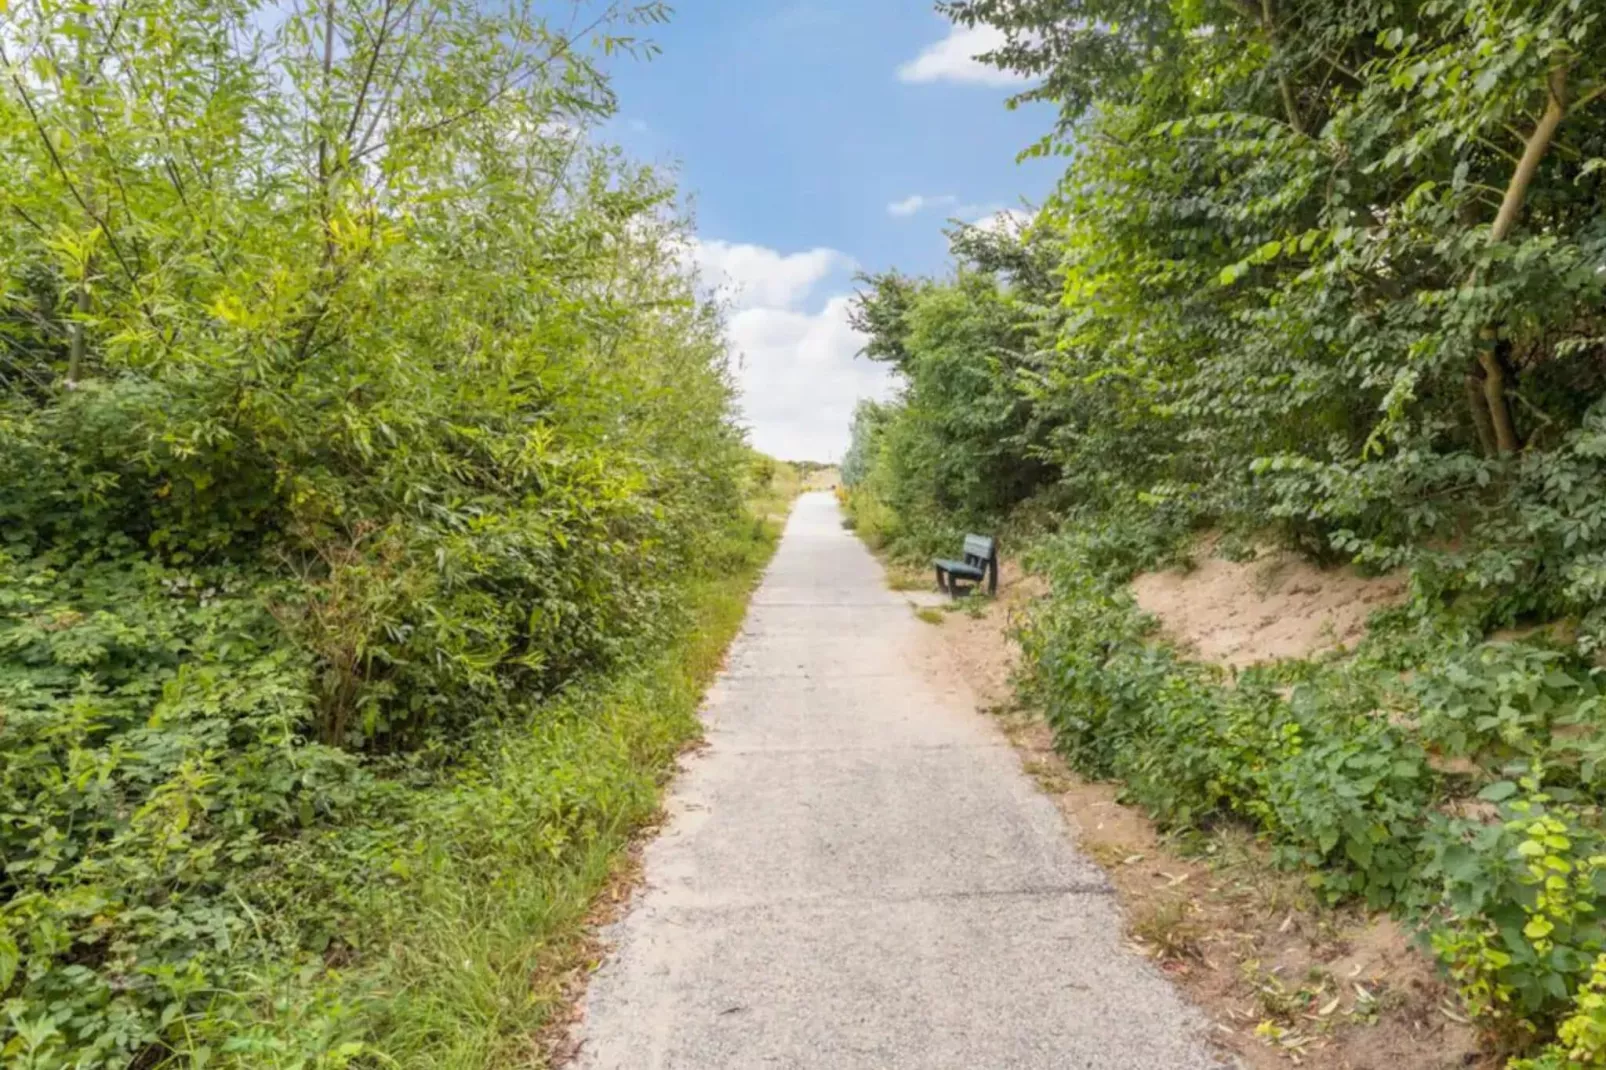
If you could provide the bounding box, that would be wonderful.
[1080,839,1137,870]
[956,593,990,619]
[1021,757,1074,793]
[1130,898,1204,963]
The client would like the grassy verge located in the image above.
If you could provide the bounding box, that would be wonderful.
[204,510,787,1069]
[364,519,782,1067]
[744,457,804,526]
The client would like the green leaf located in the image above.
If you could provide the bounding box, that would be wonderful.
[0,931,16,990]
[1479,780,1519,802]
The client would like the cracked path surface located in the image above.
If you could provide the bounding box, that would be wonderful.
[573,493,1219,1069]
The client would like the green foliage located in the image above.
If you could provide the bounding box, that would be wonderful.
[1512,953,1606,1068]
[243,516,779,1067]
[1021,529,1437,909]
[924,0,1606,600]
[1016,530,1606,1046]
[740,450,805,525]
[1411,643,1605,765]
[0,1,768,1064]
[841,217,1064,561]
[1427,778,1606,1036]
[846,0,1606,1056]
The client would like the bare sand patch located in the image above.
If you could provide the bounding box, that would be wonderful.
[1132,541,1405,667]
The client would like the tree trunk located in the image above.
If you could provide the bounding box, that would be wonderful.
[1471,66,1569,453]
[1477,334,1520,454]
[1465,372,1498,456]
[1489,69,1567,246]
[1259,0,1305,134]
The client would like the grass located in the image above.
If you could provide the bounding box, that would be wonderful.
[746,460,804,526]
[952,592,988,619]
[885,564,932,592]
[915,606,944,625]
[322,511,789,1068]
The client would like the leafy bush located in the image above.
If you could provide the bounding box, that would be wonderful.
[1014,523,1606,1051]
[1022,530,1437,905]
[1512,953,1606,1068]
[0,1,766,1065]
[844,0,1606,1057]
[840,219,1065,562]
[1427,779,1606,1037]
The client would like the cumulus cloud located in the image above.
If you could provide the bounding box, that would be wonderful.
[688,240,851,311]
[682,237,896,461]
[887,193,958,218]
[897,22,1023,87]
[728,297,898,462]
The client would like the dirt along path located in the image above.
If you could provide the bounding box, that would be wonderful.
[569,493,1219,1069]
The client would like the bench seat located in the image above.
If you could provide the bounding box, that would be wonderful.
[933,534,998,596]
[932,558,985,580]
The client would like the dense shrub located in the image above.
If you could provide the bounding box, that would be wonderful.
[845,1,1606,1057]
[1017,526,1606,1041]
[841,216,1065,559]
[0,1,758,1064]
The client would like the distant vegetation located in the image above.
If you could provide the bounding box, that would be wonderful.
[845,2,1606,1063]
[0,2,785,1065]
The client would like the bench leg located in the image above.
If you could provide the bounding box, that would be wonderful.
[934,565,947,595]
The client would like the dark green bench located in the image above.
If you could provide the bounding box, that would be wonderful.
[934,534,998,596]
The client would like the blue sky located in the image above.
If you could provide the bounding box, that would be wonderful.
[597,1,1059,461]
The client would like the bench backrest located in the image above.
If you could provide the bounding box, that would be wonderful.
[962,534,996,567]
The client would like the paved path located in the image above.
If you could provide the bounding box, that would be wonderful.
[574,493,1218,1069]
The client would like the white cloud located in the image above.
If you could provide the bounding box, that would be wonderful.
[897,22,1023,87]
[969,208,1033,234]
[728,296,898,462]
[681,236,895,461]
[887,193,958,218]
[688,240,851,311]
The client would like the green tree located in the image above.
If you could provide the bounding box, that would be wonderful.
[843,215,1066,553]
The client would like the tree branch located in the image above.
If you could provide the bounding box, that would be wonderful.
[354,4,434,162]
[0,40,138,285]
[1260,0,1305,135]
[1472,65,1570,455]
[1490,66,1567,242]
[353,8,612,163]
[318,0,338,187]
[342,0,407,148]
